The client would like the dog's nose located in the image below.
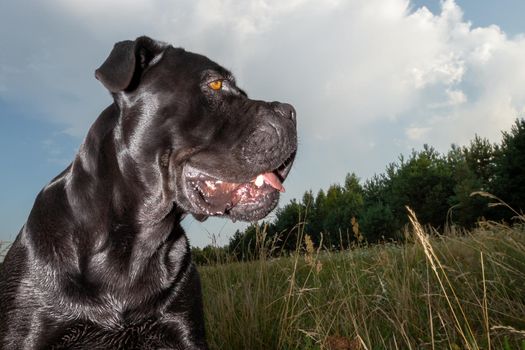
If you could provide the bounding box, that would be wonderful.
[271,102,296,125]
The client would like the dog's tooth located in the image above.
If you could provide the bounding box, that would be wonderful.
[205,180,216,190]
[254,174,264,187]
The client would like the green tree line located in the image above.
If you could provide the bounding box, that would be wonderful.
[193,118,525,263]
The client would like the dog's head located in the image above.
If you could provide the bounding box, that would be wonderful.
[95,36,297,222]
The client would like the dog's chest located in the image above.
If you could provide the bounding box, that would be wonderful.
[48,318,170,349]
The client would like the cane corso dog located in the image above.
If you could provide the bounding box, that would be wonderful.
[0,36,297,349]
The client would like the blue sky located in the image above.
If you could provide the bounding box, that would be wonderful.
[1,0,525,247]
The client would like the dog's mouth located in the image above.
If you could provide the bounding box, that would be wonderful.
[183,152,295,221]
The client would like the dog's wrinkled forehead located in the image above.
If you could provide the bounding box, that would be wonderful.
[200,68,234,84]
[156,52,248,103]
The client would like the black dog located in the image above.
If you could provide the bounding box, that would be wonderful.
[0,36,297,349]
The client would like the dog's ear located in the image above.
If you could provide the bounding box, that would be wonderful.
[95,36,166,93]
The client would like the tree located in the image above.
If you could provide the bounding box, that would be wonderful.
[492,118,525,218]
[361,174,396,241]
[271,199,307,252]
[463,135,497,186]
[316,173,363,249]
[382,145,456,231]
[191,245,228,265]
[308,189,327,242]
[228,227,257,261]
[447,137,496,227]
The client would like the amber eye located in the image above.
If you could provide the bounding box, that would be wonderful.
[208,80,223,91]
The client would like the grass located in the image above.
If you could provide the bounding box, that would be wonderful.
[199,214,525,349]
[1,208,523,349]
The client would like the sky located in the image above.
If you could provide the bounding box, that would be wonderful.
[1,0,525,248]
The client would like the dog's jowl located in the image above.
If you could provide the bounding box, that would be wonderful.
[0,36,297,349]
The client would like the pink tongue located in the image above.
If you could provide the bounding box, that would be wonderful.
[262,172,285,193]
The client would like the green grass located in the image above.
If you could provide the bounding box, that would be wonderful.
[199,219,525,349]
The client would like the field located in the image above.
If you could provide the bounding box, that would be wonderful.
[199,213,525,350]
[1,215,523,349]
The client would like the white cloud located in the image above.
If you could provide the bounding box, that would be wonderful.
[406,126,431,141]
[446,89,467,106]
[6,0,525,145]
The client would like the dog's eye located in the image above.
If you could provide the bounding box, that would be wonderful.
[208,80,223,91]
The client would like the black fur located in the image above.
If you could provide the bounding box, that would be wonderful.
[0,36,297,349]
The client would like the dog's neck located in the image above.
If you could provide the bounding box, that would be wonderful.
[71,104,178,222]
[29,104,184,271]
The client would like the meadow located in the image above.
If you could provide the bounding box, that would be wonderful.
[0,212,523,349]
[199,210,525,350]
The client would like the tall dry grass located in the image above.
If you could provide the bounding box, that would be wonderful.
[199,210,525,349]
